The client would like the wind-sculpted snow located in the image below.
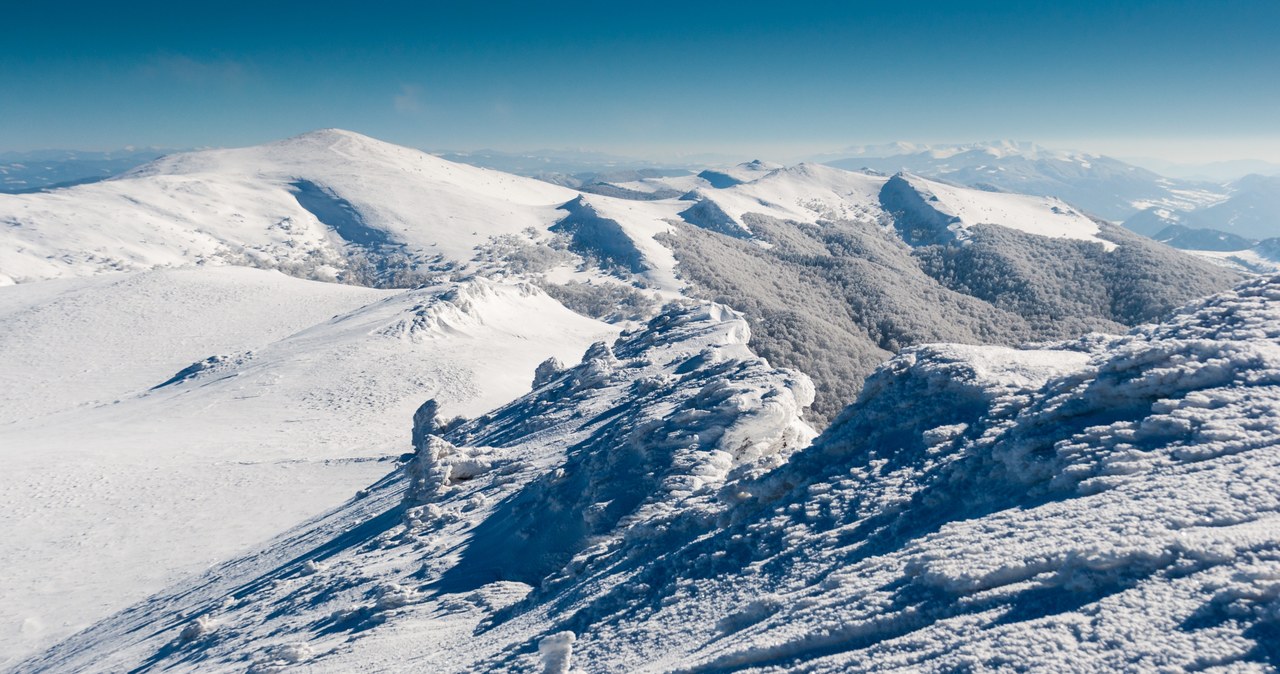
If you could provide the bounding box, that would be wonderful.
[25,277,1280,673]
[426,303,816,593]
[15,301,814,673]
[0,270,614,665]
[517,274,1280,671]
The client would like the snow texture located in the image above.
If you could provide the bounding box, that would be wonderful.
[0,268,613,665]
[18,275,1280,673]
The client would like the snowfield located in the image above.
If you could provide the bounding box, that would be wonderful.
[17,275,1280,673]
[0,267,614,665]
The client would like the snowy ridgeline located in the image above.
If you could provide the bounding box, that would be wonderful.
[18,276,1280,673]
[0,129,1149,290]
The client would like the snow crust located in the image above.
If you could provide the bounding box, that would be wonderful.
[20,275,1280,673]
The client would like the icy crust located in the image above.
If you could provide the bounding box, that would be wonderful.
[407,301,817,591]
[376,277,546,341]
[549,274,1280,671]
[15,301,815,673]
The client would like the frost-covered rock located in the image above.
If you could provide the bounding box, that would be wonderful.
[538,631,576,674]
[532,357,565,389]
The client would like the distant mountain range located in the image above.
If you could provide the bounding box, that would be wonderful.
[1124,174,1280,242]
[818,140,1226,222]
[1124,156,1280,182]
[0,148,175,193]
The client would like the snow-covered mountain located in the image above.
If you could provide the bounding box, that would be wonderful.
[0,129,1244,667]
[3,131,1237,423]
[821,140,1226,222]
[0,130,597,287]
[20,273,1280,673]
[607,160,1237,422]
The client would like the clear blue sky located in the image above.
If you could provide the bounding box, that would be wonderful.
[3,0,1278,161]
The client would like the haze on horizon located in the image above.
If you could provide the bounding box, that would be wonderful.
[3,0,1278,165]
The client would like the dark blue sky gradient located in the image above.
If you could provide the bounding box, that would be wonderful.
[2,0,1277,160]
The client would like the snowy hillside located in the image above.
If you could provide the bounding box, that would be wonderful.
[0,129,578,286]
[611,160,1109,248]
[22,274,1280,673]
[879,172,1112,248]
[0,135,1120,288]
[0,268,615,665]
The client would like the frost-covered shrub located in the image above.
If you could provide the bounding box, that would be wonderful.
[538,280,660,323]
[913,222,1241,331]
[473,234,578,275]
[215,242,452,289]
[663,213,1239,427]
[661,215,1033,425]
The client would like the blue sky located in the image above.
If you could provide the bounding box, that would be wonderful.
[2,0,1278,162]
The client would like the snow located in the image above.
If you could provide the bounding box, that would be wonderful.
[538,632,577,674]
[1185,247,1280,274]
[0,267,613,666]
[688,163,887,231]
[13,301,815,673]
[896,173,1116,248]
[1,128,1262,672]
[0,129,577,284]
[21,273,1280,673]
[0,129,1127,290]
[602,161,1116,251]
[568,194,684,293]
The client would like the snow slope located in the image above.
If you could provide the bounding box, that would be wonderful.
[880,172,1114,249]
[619,162,1112,249]
[13,301,816,673]
[21,275,1280,672]
[682,163,886,234]
[0,130,1123,292]
[1124,174,1280,244]
[0,268,613,666]
[0,129,578,285]
[1184,241,1280,275]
